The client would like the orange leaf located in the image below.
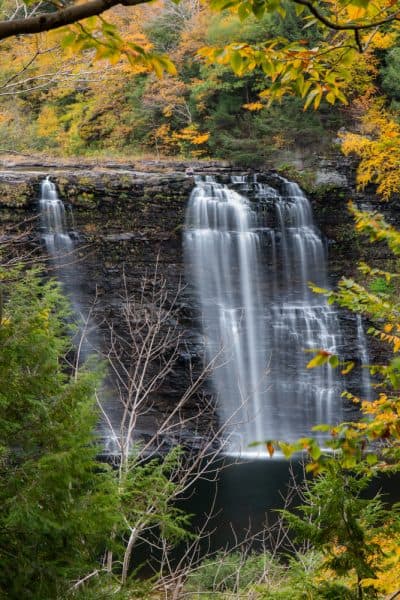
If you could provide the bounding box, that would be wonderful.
[266,441,275,457]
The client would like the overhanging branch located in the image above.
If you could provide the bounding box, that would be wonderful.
[292,0,400,33]
[0,0,398,43]
[0,0,151,41]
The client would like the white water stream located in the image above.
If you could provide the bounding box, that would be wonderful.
[40,176,74,257]
[39,176,97,364]
[184,175,356,454]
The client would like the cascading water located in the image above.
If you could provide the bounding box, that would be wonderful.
[39,176,83,319]
[39,176,86,329]
[40,176,74,257]
[184,177,267,448]
[258,178,343,444]
[184,174,344,454]
[39,176,96,358]
[39,177,115,450]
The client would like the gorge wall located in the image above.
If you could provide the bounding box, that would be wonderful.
[0,156,393,447]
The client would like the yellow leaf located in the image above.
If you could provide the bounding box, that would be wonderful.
[242,102,264,111]
[307,350,331,369]
[341,361,355,375]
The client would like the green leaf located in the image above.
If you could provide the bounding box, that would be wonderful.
[309,442,321,460]
[252,0,266,19]
[230,50,243,74]
[279,441,295,458]
[329,355,339,368]
[60,32,76,49]
[366,454,378,466]
[238,2,251,20]
[313,90,323,110]
[309,283,328,295]
[312,424,331,432]
[294,3,306,15]
[326,91,336,105]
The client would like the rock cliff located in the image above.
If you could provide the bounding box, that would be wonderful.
[0,157,393,447]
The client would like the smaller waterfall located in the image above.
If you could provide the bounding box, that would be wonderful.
[39,177,117,450]
[255,177,343,442]
[39,176,83,323]
[356,315,372,399]
[39,176,91,355]
[40,176,73,257]
[39,176,85,328]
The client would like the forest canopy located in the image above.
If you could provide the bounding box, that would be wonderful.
[2,0,399,104]
[1,0,399,166]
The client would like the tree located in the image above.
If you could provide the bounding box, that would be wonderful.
[0,267,120,599]
[89,267,228,592]
[0,258,230,598]
[0,0,399,43]
[282,462,397,599]
[0,0,399,109]
[341,102,400,200]
[1,0,397,157]
[0,0,150,40]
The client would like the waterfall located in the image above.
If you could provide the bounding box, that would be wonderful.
[40,176,74,257]
[39,176,95,356]
[184,175,343,455]
[39,176,81,318]
[39,177,119,452]
[184,177,267,447]
[259,178,343,444]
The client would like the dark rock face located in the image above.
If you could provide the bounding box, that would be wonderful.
[0,162,217,448]
[308,156,396,396]
[0,157,394,445]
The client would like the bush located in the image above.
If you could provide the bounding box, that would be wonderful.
[186,551,282,594]
[381,48,400,101]
[369,276,395,294]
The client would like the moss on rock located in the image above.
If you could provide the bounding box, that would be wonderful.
[0,181,34,208]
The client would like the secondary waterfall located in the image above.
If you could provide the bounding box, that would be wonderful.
[40,176,74,258]
[39,177,95,357]
[39,177,119,451]
[184,175,344,454]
